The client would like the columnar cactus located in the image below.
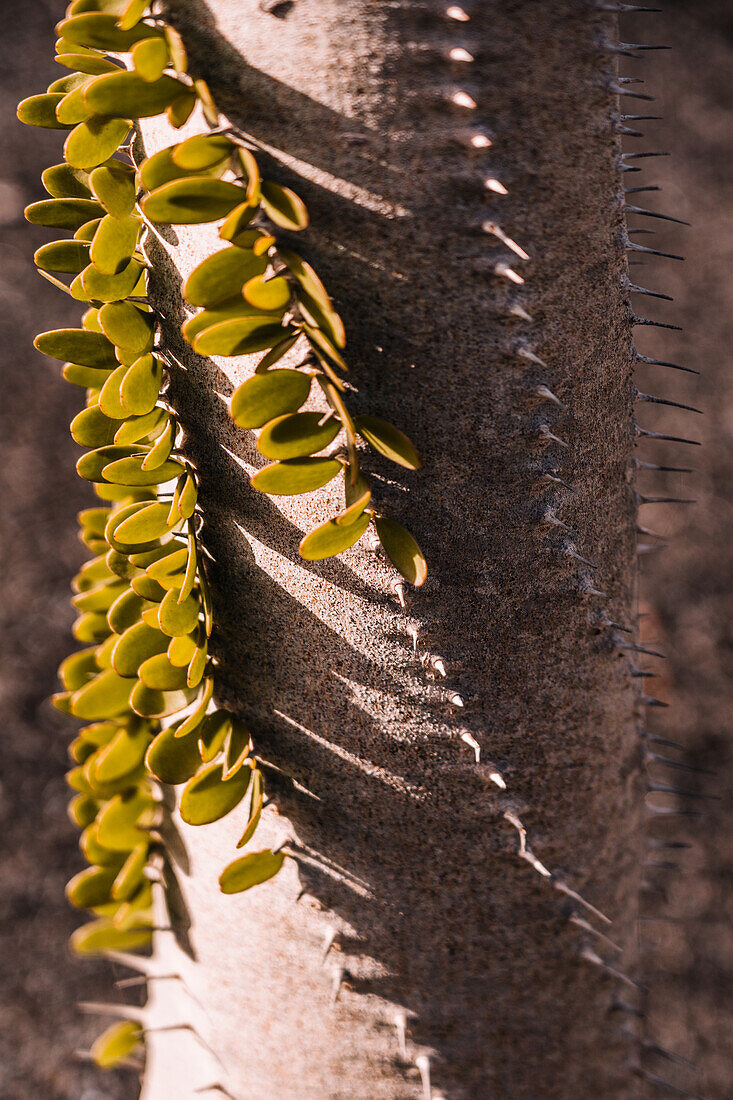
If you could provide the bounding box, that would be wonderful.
[19,1,699,1097]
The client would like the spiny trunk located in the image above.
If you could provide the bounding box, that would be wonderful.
[141,2,643,1097]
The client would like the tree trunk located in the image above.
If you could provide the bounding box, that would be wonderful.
[140,2,644,1097]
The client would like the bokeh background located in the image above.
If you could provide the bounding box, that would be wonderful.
[0,2,729,1097]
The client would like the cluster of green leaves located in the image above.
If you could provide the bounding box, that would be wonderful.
[18,0,426,1072]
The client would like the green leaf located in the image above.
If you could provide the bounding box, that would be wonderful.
[35,327,117,367]
[230,369,311,430]
[146,723,201,785]
[42,162,92,199]
[111,623,167,679]
[55,52,123,76]
[17,93,72,130]
[56,82,94,125]
[96,788,152,850]
[299,512,371,560]
[76,444,139,482]
[119,0,149,30]
[257,411,340,460]
[107,588,146,634]
[70,668,133,720]
[222,719,251,779]
[59,646,99,691]
[303,323,349,372]
[183,246,267,309]
[164,23,187,73]
[48,71,90,95]
[99,364,129,418]
[139,652,189,691]
[142,177,245,224]
[339,470,372,525]
[131,35,169,82]
[25,197,104,229]
[102,454,182,486]
[167,630,198,666]
[354,415,422,470]
[84,71,186,118]
[90,1020,142,1070]
[157,587,200,637]
[71,919,151,955]
[141,418,174,469]
[243,273,291,312]
[90,162,136,218]
[66,866,117,909]
[219,849,285,894]
[375,515,427,586]
[138,144,226,190]
[186,640,207,688]
[93,722,149,783]
[251,457,341,496]
[255,333,301,372]
[130,681,198,718]
[90,213,141,275]
[64,116,133,170]
[181,297,268,344]
[56,13,163,51]
[108,500,177,548]
[172,132,233,171]
[260,181,308,231]
[114,405,168,445]
[180,762,251,826]
[236,768,264,847]
[194,316,290,357]
[79,257,144,302]
[34,239,90,274]
[120,353,163,415]
[99,301,155,353]
[64,362,113,389]
[111,842,148,902]
[218,199,259,243]
[197,710,231,761]
[70,403,117,447]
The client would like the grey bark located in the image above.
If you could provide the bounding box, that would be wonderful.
[140,2,644,1097]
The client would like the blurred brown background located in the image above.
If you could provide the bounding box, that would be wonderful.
[0,2,729,1097]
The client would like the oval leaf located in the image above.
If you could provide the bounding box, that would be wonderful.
[354,414,421,470]
[257,411,340,460]
[230,369,311,429]
[251,457,341,496]
[183,246,267,309]
[299,512,370,561]
[180,762,251,826]
[219,849,285,894]
[142,177,245,224]
[375,515,427,586]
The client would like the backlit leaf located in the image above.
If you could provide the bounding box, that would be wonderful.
[139,652,189,691]
[375,515,427,586]
[110,501,178,547]
[257,411,340,460]
[79,257,145,302]
[34,239,90,274]
[145,723,201,785]
[172,132,233,171]
[84,71,185,118]
[99,364,129,418]
[93,722,149,783]
[70,668,133,720]
[299,512,371,560]
[107,588,146,634]
[56,13,163,51]
[193,315,288,357]
[90,1020,142,1069]
[354,415,422,470]
[35,327,117,367]
[25,197,104,229]
[17,93,72,130]
[180,762,251,826]
[120,353,163,415]
[131,35,169,82]
[99,301,155,353]
[96,788,152,850]
[42,162,92,199]
[90,213,141,275]
[219,849,285,894]
[112,621,168,676]
[230,369,311,429]
[243,273,291,312]
[251,457,341,496]
[71,919,151,955]
[142,177,245,224]
[260,181,308,231]
[90,162,136,218]
[130,681,198,718]
[183,246,267,308]
[158,587,200,637]
[64,117,132,170]
[55,52,122,76]
[66,866,117,909]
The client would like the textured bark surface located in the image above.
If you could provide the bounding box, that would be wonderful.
[134,2,642,1100]
[137,4,643,1098]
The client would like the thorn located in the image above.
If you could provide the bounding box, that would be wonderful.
[540,471,576,492]
[637,495,695,506]
[608,82,655,102]
[621,115,663,121]
[322,928,337,961]
[330,964,346,1003]
[580,946,646,991]
[621,152,670,160]
[645,752,715,777]
[78,1002,144,1022]
[615,124,644,137]
[563,546,597,569]
[626,282,673,302]
[448,46,474,62]
[536,424,569,449]
[408,626,420,654]
[445,4,470,20]
[632,1069,702,1098]
[624,204,690,226]
[554,881,613,925]
[508,302,534,322]
[610,998,645,1018]
[421,652,447,677]
[446,691,465,707]
[626,185,662,194]
[598,611,632,632]
[569,914,621,952]
[539,508,572,533]
[645,804,701,819]
[636,391,702,414]
[641,730,687,751]
[635,459,693,473]
[618,42,670,50]
[617,641,666,659]
[517,346,548,368]
[631,315,683,331]
[488,767,507,790]
[534,384,565,409]
[641,1041,696,1069]
[648,781,717,801]
[639,694,668,707]
[634,352,699,376]
[461,731,481,762]
[464,131,493,149]
[635,425,701,446]
[485,177,508,195]
[415,1053,432,1100]
[393,1009,409,1061]
[391,579,407,608]
[451,90,478,110]
[581,582,609,599]
[626,241,684,261]
[493,260,524,284]
[482,220,530,260]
